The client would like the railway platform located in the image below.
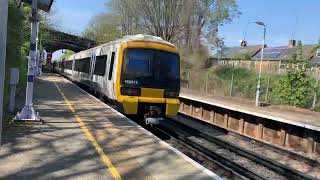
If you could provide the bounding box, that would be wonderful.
[0,74,218,180]
[180,89,320,132]
[179,89,320,155]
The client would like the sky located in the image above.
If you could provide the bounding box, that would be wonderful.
[50,0,107,35]
[51,0,320,57]
[219,0,320,47]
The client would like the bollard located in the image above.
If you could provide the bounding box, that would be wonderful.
[9,68,19,113]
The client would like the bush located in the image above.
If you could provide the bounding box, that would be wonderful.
[314,102,320,112]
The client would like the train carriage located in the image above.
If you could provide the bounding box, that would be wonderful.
[55,34,180,124]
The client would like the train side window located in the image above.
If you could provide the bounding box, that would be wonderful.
[94,55,107,76]
[83,58,90,73]
[65,60,72,70]
[74,58,90,73]
[108,52,115,80]
[74,59,80,72]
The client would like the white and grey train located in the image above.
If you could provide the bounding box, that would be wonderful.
[54,34,181,124]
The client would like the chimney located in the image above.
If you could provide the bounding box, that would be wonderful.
[288,39,296,48]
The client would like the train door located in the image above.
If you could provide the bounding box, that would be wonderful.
[89,53,96,88]
[71,56,75,79]
[61,58,65,73]
[106,46,117,99]
[52,61,56,72]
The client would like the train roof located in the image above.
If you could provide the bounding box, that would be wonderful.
[64,34,176,61]
[120,34,175,47]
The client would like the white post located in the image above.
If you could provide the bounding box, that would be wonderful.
[9,68,19,112]
[0,0,8,145]
[15,0,40,121]
[39,50,45,75]
[36,21,40,76]
[313,69,319,108]
[230,73,234,96]
[255,25,266,107]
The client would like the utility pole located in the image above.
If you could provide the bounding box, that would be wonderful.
[0,0,8,145]
[15,0,40,121]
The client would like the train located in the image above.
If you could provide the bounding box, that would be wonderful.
[54,34,181,125]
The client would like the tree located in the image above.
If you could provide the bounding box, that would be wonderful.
[182,0,240,49]
[60,50,75,59]
[109,0,239,46]
[83,13,122,44]
[273,40,311,107]
[111,0,185,42]
[110,0,142,35]
[138,0,184,41]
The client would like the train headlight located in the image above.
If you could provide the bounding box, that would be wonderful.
[121,87,141,96]
[164,90,179,98]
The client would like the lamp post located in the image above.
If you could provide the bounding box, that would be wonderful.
[0,0,8,145]
[15,0,54,121]
[254,21,266,107]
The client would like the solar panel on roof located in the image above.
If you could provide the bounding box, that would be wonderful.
[255,48,286,59]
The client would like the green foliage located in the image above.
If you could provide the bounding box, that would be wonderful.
[213,66,258,98]
[60,50,75,59]
[83,13,122,44]
[314,102,320,112]
[271,41,311,107]
[233,53,251,60]
[180,47,210,72]
[4,1,54,108]
[4,1,30,106]
[106,0,239,47]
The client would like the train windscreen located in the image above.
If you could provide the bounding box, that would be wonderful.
[121,48,180,90]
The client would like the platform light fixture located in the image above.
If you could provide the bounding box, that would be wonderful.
[241,20,267,106]
[15,0,54,12]
[254,21,267,107]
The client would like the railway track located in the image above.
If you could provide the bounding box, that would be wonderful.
[148,126,246,179]
[69,78,319,180]
[178,96,320,156]
[179,112,320,168]
[159,115,319,180]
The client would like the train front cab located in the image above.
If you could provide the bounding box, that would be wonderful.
[115,41,180,124]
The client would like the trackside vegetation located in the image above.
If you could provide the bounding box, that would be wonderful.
[4,1,52,115]
[180,41,319,111]
[4,1,30,109]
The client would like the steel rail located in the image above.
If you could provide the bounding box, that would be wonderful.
[158,122,266,180]
[166,117,315,180]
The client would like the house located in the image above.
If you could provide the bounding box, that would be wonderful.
[210,40,319,73]
[252,41,317,72]
[311,48,320,67]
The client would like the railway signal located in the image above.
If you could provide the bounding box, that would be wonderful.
[47,53,52,62]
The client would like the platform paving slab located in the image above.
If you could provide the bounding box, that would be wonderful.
[0,74,218,180]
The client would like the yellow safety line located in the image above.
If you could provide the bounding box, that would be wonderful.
[54,82,122,180]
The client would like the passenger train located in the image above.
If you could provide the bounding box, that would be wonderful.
[54,34,180,124]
